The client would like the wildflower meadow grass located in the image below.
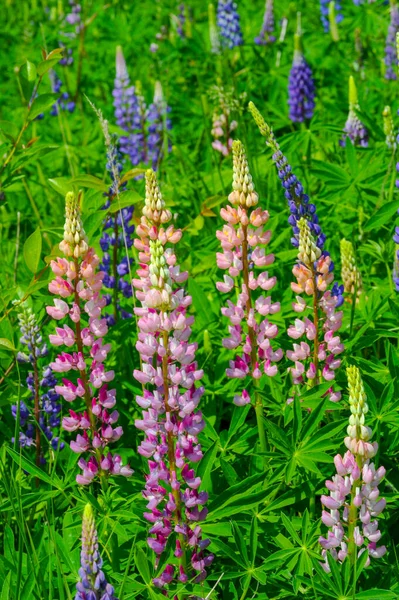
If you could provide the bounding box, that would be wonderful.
[1,1,399,599]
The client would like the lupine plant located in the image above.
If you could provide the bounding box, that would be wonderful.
[46,191,133,485]
[385,2,399,79]
[319,366,386,575]
[288,32,315,123]
[217,0,243,49]
[254,0,276,46]
[132,170,214,588]
[216,140,282,454]
[341,76,368,148]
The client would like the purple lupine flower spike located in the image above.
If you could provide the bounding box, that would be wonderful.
[385,3,399,80]
[255,0,276,45]
[288,33,315,123]
[341,76,368,148]
[320,0,343,33]
[113,46,143,166]
[217,0,243,49]
[132,170,214,588]
[75,504,118,600]
[249,103,344,402]
[50,70,76,116]
[46,192,133,485]
[11,305,64,462]
[319,366,386,571]
[146,81,172,171]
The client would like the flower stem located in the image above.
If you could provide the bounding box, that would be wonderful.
[113,221,119,323]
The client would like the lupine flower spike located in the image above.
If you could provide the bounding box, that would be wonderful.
[216,140,282,455]
[255,0,276,46]
[385,3,399,80]
[340,240,362,299]
[341,76,368,148]
[75,503,118,600]
[210,85,239,156]
[320,0,343,35]
[132,170,214,588]
[217,0,243,49]
[11,305,64,464]
[319,366,386,571]
[288,31,315,123]
[113,46,143,166]
[249,102,344,401]
[46,191,133,485]
[383,106,396,150]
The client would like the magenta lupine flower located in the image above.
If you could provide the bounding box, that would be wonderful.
[76,504,118,600]
[46,192,133,486]
[132,170,214,587]
[211,110,237,157]
[216,140,282,412]
[287,219,344,402]
[319,366,386,571]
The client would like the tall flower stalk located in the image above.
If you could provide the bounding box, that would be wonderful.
[255,0,276,46]
[288,33,315,123]
[132,170,213,588]
[320,0,343,34]
[46,191,132,486]
[249,102,344,400]
[217,0,243,49]
[319,366,386,576]
[340,76,368,148]
[75,503,118,599]
[11,306,64,466]
[216,140,282,455]
[385,3,399,80]
[340,239,362,299]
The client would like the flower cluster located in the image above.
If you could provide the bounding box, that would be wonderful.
[132,170,213,587]
[287,219,343,401]
[146,81,172,171]
[216,140,282,407]
[11,306,64,462]
[211,110,237,156]
[320,0,343,34]
[50,70,75,116]
[249,101,326,251]
[319,366,386,571]
[340,76,368,148]
[340,239,362,297]
[255,0,276,46]
[217,0,243,49]
[58,0,83,66]
[385,3,399,80]
[46,191,132,485]
[113,46,143,167]
[288,34,315,123]
[75,504,118,600]
[113,48,172,170]
[383,105,396,150]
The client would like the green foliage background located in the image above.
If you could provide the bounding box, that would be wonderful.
[1,0,399,599]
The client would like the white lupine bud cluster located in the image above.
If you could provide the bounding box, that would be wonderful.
[228,140,259,208]
[59,192,88,259]
[149,238,172,305]
[297,217,321,267]
[340,239,362,295]
[345,365,377,458]
[143,169,172,224]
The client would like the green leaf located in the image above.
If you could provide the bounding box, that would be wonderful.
[20,60,37,82]
[134,547,151,584]
[36,57,62,76]
[29,93,59,121]
[196,442,218,490]
[48,177,72,196]
[356,591,398,599]
[292,395,302,444]
[6,446,63,489]
[120,168,147,183]
[0,571,11,600]
[0,120,20,143]
[107,189,143,212]
[0,338,16,352]
[23,227,42,273]
[72,174,109,193]
[363,199,399,232]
